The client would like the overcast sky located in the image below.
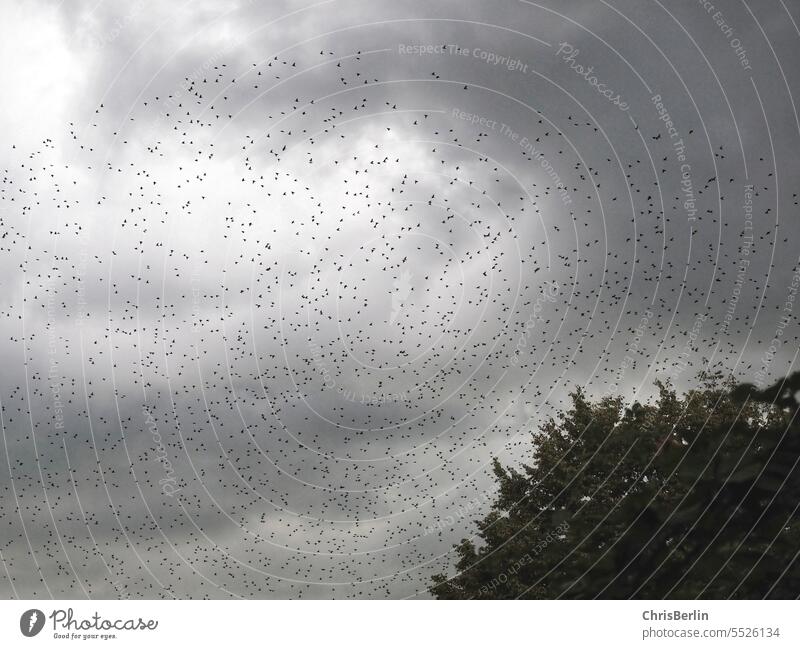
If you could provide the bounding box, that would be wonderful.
[1,0,799,598]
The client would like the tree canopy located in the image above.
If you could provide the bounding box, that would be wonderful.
[431,372,800,598]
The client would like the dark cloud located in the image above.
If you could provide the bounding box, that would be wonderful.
[1,0,799,598]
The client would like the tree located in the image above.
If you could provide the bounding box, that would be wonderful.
[430,372,800,598]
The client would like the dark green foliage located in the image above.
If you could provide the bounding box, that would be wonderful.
[431,372,800,599]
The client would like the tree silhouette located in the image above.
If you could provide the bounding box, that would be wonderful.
[431,372,800,598]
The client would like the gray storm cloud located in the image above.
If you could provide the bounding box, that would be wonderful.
[0,0,798,598]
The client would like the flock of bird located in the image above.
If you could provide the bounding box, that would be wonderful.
[0,43,794,599]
